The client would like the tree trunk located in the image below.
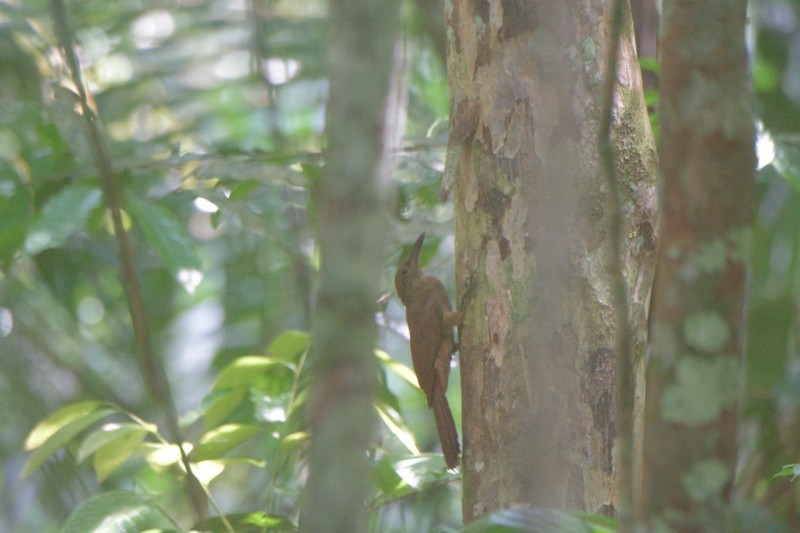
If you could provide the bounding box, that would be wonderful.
[446,1,657,520]
[638,1,755,529]
[300,1,397,532]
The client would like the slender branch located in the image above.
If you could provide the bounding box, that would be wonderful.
[597,0,634,530]
[48,0,208,521]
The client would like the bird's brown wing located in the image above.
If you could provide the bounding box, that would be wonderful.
[407,281,448,406]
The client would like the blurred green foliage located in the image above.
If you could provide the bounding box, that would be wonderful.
[3,0,800,530]
[0,0,457,530]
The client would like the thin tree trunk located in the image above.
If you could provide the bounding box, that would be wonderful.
[446,1,657,520]
[300,1,397,532]
[638,0,754,529]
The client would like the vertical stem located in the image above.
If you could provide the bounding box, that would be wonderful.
[48,0,208,521]
[598,0,634,529]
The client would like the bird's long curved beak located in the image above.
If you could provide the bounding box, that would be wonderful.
[410,232,426,265]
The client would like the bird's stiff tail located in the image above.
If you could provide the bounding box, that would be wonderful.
[432,381,460,470]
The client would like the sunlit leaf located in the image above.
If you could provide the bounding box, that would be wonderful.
[213,356,294,391]
[139,442,187,471]
[24,184,101,254]
[280,431,309,453]
[375,401,419,455]
[192,459,226,485]
[86,424,148,482]
[372,456,406,496]
[22,408,116,478]
[772,463,800,482]
[196,512,297,533]
[60,491,154,533]
[78,423,151,463]
[375,349,419,389]
[191,424,263,461]
[24,401,106,450]
[267,330,310,365]
[203,387,249,429]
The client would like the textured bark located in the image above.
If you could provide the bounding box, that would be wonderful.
[446,0,657,520]
[638,1,755,529]
[300,1,396,532]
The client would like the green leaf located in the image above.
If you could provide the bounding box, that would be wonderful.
[22,408,116,478]
[24,401,105,450]
[463,508,599,533]
[60,491,154,533]
[394,455,456,490]
[213,356,294,391]
[78,423,151,463]
[204,355,296,427]
[24,184,101,254]
[375,401,419,455]
[772,463,800,482]
[372,456,407,497]
[376,349,419,389]
[267,330,310,365]
[140,442,183,471]
[126,194,202,275]
[281,431,309,451]
[204,387,248,429]
[196,512,297,533]
[0,182,34,264]
[639,56,660,74]
[93,427,150,482]
[191,424,263,462]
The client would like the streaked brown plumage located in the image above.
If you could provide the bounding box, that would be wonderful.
[395,232,461,469]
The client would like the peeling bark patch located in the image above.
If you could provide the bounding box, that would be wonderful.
[451,97,481,145]
[499,0,537,41]
[597,503,616,517]
[499,236,510,260]
[638,220,657,252]
[471,0,491,69]
[587,348,616,474]
[478,187,511,231]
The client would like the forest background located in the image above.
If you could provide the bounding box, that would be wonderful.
[2,0,800,531]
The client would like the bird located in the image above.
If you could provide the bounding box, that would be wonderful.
[395,232,461,469]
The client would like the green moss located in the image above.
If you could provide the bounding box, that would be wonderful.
[682,460,730,502]
[474,16,486,39]
[683,311,729,354]
[660,356,739,425]
[582,37,596,62]
[693,239,727,274]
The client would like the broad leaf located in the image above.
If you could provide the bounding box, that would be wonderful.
[24,184,101,254]
[22,408,115,478]
[24,401,105,450]
[375,349,419,389]
[191,424,263,461]
[0,182,34,263]
[60,491,154,533]
[375,401,419,455]
[78,423,152,463]
[87,426,150,482]
[267,330,310,365]
[126,194,202,275]
[213,356,294,391]
[195,512,297,533]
